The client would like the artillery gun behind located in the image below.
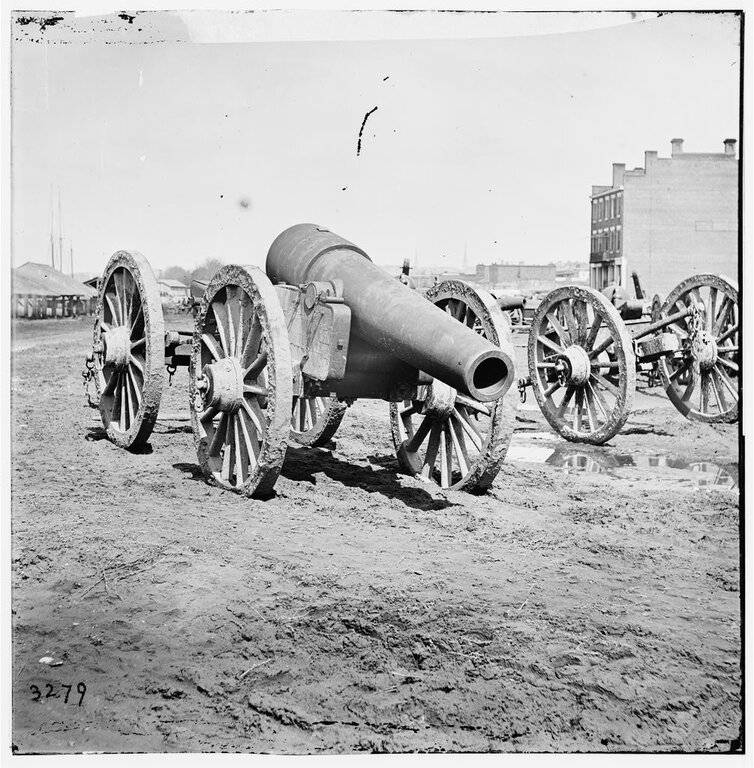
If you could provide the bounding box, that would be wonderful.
[84,224,517,497]
[514,273,739,444]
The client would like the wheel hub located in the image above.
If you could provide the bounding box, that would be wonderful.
[557,345,591,386]
[102,325,131,369]
[691,330,718,371]
[202,358,245,413]
[422,379,457,420]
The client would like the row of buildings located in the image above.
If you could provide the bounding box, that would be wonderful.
[399,138,738,300]
[14,138,739,318]
[589,138,738,294]
[11,263,192,319]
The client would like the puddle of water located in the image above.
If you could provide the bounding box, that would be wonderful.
[507,436,738,491]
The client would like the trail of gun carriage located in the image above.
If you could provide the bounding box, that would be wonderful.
[11,224,739,753]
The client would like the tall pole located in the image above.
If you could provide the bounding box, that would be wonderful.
[49,187,55,269]
[57,188,63,274]
[70,241,74,277]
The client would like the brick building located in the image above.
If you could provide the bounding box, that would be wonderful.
[589,138,738,295]
[475,262,557,290]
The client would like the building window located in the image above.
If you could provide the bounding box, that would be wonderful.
[616,228,622,251]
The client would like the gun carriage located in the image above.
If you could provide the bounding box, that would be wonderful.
[85,224,517,497]
[514,273,739,444]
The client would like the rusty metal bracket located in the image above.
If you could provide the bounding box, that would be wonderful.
[82,354,99,409]
[517,376,532,403]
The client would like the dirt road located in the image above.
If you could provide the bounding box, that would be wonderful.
[11,317,741,753]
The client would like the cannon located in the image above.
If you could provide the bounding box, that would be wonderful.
[84,224,517,497]
[516,273,739,443]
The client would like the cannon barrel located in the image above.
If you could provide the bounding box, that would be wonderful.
[266,224,514,402]
[495,294,526,311]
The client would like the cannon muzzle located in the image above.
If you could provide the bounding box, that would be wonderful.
[266,224,514,402]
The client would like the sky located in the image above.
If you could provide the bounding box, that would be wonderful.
[10,10,741,276]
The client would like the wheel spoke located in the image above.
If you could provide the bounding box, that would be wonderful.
[700,371,710,413]
[127,366,142,410]
[421,424,442,480]
[199,405,219,423]
[208,413,228,457]
[545,311,569,346]
[114,271,127,324]
[715,365,738,398]
[543,381,561,399]
[561,300,579,342]
[589,334,615,359]
[573,388,584,431]
[130,355,144,375]
[119,374,128,431]
[453,408,483,451]
[587,380,610,419]
[125,370,136,427]
[717,322,738,345]
[405,416,432,453]
[211,300,232,355]
[710,369,729,411]
[681,369,698,403]
[584,311,603,351]
[438,427,449,487]
[202,333,224,361]
[242,398,267,439]
[123,271,134,323]
[130,301,143,335]
[244,384,267,397]
[221,419,234,482]
[131,337,146,351]
[712,296,733,336]
[690,287,704,318]
[583,384,600,430]
[669,359,691,383]
[538,335,563,355]
[233,415,244,487]
[238,409,260,467]
[455,394,490,416]
[225,288,238,359]
[102,368,119,397]
[447,419,469,476]
[573,300,589,344]
[590,371,620,398]
[241,316,263,369]
[717,357,738,374]
[244,350,267,379]
[556,384,575,419]
[105,292,121,326]
[707,287,717,333]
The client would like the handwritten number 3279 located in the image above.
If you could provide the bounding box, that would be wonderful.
[30,683,86,706]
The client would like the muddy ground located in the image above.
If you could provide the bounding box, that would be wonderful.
[11,315,741,754]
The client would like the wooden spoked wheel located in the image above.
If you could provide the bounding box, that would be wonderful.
[290,396,347,447]
[190,265,293,497]
[527,286,636,444]
[389,280,516,492]
[93,251,164,449]
[657,274,739,423]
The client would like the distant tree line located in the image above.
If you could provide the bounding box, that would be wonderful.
[161,257,225,286]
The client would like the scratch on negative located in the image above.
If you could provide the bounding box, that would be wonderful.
[357,106,378,157]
